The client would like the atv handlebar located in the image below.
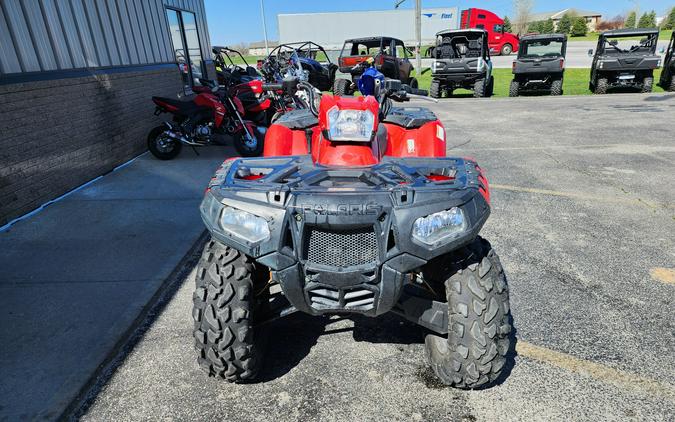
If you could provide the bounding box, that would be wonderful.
[262,76,300,94]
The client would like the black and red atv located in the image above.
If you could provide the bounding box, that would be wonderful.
[192,78,513,388]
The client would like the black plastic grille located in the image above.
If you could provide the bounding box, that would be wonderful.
[305,227,378,267]
[308,286,376,310]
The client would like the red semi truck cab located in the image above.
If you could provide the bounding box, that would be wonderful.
[460,8,519,55]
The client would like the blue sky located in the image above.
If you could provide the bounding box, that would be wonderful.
[204,1,673,44]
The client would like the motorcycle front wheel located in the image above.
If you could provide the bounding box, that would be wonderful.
[234,126,264,157]
[147,126,182,160]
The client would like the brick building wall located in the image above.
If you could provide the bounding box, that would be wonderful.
[0,66,183,226]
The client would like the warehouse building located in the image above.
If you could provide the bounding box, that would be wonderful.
[0,0,213,227]
[278,7,459,50]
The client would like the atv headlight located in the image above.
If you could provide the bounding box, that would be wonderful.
[220,206,270,243]
[200,194,271,244]
[412,207,467,245]
[326,106,375,142]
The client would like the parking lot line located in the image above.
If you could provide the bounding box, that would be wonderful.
[490,184,673,209]
[649,268,675,285]
[517,341,675,399]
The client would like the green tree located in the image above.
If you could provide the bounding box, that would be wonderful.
[648,11,657,27]
[503,15,513,32]
[637,11,655,28]
[527,20,543,33]
[662,7,675,30]
[557,13,572,33]
[542,18,555,33]
[625,10,636,28]
[571,17,588,36]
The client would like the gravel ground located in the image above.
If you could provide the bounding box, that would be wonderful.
[79,93,675,422]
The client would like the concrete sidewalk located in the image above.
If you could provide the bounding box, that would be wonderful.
[0,147,231,420]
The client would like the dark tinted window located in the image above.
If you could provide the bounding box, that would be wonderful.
[476,24,485,29]
[477,14,486,19]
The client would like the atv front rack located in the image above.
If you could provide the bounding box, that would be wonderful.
[208,155,487,196]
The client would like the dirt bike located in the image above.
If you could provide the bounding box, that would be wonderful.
[148,79,264,159]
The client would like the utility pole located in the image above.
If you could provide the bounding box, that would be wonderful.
[395,0,422,74]
[260,0,269,55]
[415,0,421,73]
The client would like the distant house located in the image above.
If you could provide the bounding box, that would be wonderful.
[530,8,602,32]
[249,41,279,56]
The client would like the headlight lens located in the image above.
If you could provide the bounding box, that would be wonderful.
[200,193,270,243]
[220,207,270,243]
[412,207,467,245]
[327,106,374,142]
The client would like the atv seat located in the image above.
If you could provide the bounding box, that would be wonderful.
[383,107,438,129]
[273,108,318,130]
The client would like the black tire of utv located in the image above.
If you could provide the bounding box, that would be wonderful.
[550,78,563,96]
[486,76,494,97]
[473,78,486,98]
[333,78,351,96]
[508,80,520,97]
[641,76,653,93]
[147,125,182,160]
[234,128,264,157]
[595,77,608,94]
[410,78,419,89]
[661,69,675,91]
[425,236,512,389]
[429,79,442,98]
[500,43,513,56]
[192,239,264,382]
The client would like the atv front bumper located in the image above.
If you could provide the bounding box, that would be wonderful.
[201,156,490,317]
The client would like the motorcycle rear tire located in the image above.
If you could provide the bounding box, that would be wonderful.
[147,126,182,160]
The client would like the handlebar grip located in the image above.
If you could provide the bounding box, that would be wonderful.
[410,88,428,96]
[262,83,283,91]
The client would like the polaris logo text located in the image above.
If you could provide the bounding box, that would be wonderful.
[300,204,381,215]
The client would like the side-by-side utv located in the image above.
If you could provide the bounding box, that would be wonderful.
[430,29,494,98]
[510,34,567,96]
[658,30,675,91]
[588,28,661,94]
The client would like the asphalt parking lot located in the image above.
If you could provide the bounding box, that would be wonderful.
[79,93,674,421]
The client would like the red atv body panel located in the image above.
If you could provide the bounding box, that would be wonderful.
[263,94,447,166]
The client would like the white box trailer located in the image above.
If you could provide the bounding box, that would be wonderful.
[278,8,459,51]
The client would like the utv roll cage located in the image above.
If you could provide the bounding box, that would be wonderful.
[268,41,334,65]
[341,37,412,57]
[517,34,567,58]
[433,29,489,59]
[212,46,253,68]
[596,28,659,55]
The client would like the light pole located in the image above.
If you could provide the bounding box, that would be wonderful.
[260,0,269,55]
[395,0,422,75]
[630,0,640,28]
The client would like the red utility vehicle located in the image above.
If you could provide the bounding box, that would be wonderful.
[460,8,519,55]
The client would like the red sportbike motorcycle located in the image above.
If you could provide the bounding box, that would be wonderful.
[148,79,264,160]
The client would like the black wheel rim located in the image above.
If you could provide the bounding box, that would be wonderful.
[155,133,175,154]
